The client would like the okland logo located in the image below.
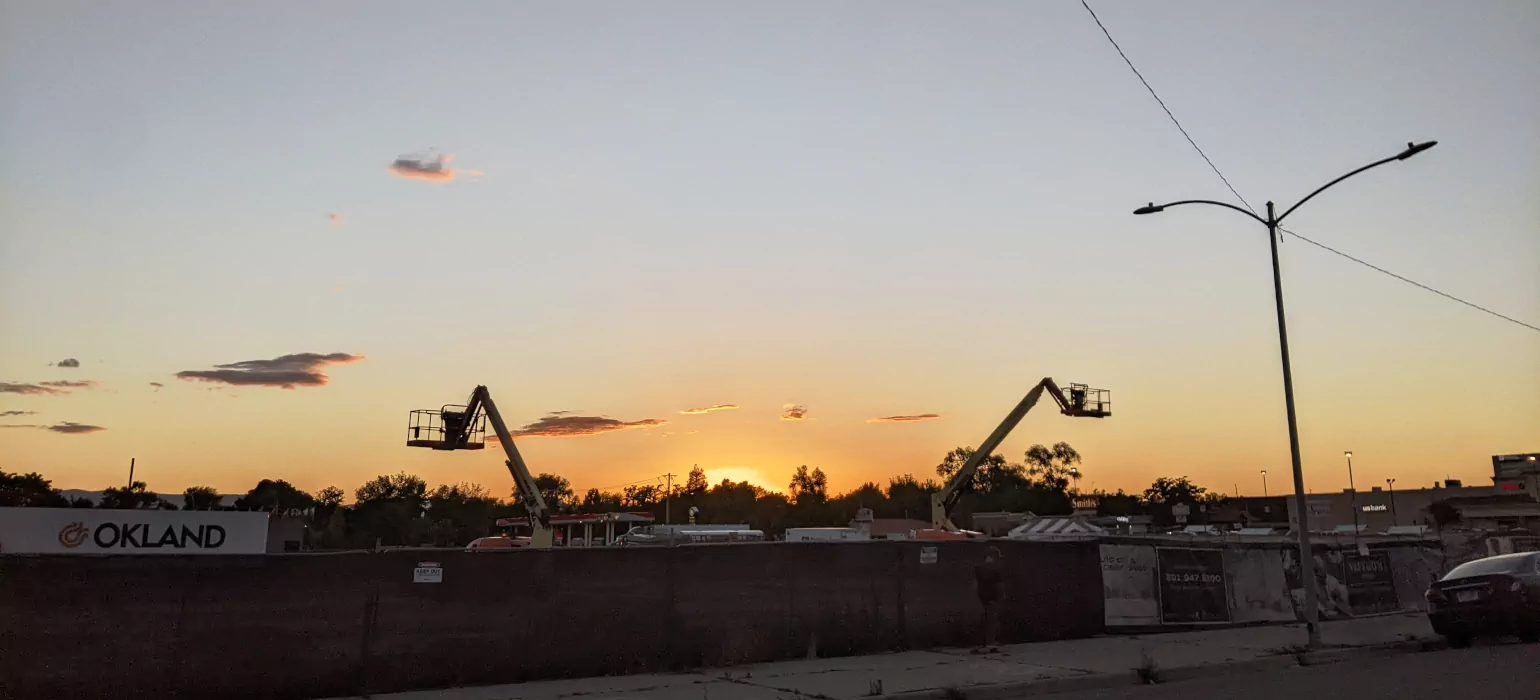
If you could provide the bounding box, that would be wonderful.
[58,522,90,548]
[57,521,230,551]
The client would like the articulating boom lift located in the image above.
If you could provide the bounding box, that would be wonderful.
[924,378,1109,539]
[407,386,554,548]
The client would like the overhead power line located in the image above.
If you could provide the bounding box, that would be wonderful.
[1078,0,1539,334]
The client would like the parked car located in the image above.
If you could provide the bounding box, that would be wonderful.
[1425,551,1540,647]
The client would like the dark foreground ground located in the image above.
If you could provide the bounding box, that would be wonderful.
[1040,641,1540,700]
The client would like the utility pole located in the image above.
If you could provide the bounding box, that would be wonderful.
[1386,478,1398,526]
[127,457,135,488]
[1132,140,1436,649]
[1346,451,1359,544]
[664,472,674,524]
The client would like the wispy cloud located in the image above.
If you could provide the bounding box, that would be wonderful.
[149,382,164,390]
[781,404,809,421]
[0,421,106,434]
[679,404,739,415]
[387,152,456,182]
[0,380,96,395]
[1,410,37,417]
[868,413,943,423]
[512,414,668,438]
[45,422,106,434]
[176,352,364,389]
[53,358,80,368]
[327,212,342,225]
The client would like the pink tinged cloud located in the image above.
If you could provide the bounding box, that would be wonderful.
[781,404,809,421]
[175,352,364,389]
[868,413,943,423]
[679,404,739,415]
[510,414,668,438]
[0,421,105,434]
[387,152,456,181]
[0,380,97,395]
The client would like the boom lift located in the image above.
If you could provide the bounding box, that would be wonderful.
[922,378,1110,540]
[406,386,554,548]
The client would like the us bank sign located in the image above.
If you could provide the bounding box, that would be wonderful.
[0,508,269,555]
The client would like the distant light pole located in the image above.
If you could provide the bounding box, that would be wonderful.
[1133,140,1437,648]
[1386,478,1398,526]
[1346,451,1360,543]
[1261,470,1269,498]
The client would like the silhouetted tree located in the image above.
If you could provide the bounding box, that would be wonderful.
[788,465,828,506]
[684,465,709,496]
[1143,476,1207,505]
[354,473,424,505]
[935,447,1020,493]
[316,486,345,509]
[238,479,316,513]
[0,470,66,507]
[181,486,222,510]
[100,481,160,509]
[532,473,573,510]
[1024,442,1082,492]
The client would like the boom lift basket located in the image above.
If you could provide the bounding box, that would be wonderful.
[406,405,486,450]
[1063,383,1111,418]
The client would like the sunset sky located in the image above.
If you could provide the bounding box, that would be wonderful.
[2,1,1536,502]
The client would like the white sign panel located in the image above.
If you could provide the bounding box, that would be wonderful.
[0,507,269,555]
[1100,544,1160,626]
[414,562,443,583]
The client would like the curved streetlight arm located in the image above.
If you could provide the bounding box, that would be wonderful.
[1277,141,1436,225]
[1134,199,1267,226]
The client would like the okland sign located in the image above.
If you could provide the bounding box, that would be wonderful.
[0,507,269,555]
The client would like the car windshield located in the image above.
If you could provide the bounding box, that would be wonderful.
[1442,555,1531,579]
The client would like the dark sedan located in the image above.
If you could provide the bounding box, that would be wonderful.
[1426,551,1540,647]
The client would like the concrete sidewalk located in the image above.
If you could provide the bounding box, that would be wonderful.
[325,614,1436,700]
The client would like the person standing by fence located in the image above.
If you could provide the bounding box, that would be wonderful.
[974,546,1004,653]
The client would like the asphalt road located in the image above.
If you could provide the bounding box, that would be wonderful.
[1041,642,1540,700]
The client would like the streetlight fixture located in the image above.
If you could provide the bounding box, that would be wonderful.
[1132,140,1436,648]
[1261,470,1268,498]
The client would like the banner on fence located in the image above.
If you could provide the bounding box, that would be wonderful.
[0,507,269,555]
[1343,552,1398,615]
[1100,544,1159,625]
[1157,547,1230,623]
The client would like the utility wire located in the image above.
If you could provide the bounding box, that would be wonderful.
[1078,0,1539,334]
[1078,0,1256,215]
[587,474,667,493]
[1277,227,1540,333]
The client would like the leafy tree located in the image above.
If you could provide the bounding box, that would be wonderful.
[0,470,66,507]
[100,481,160,509]
[1143,476,1208,505]
[622,483,660,507]
[182,486,223,511]
[935,447,1020,493]
[354,473,425,505]
[425,482,499,545]
[884,474,938,519]
[788,465,828,506]
[532,473,573,510]
[683,465,709,496]
[1023,442,1082,492]
[316,486,345,509]
[69,496,94,508]
[237,479,316,513]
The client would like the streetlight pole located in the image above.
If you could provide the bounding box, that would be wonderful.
[1261,470,1268,498]
[1132,140,1436,649]
[1386,478,1397,526]
[1346,451,1360,544]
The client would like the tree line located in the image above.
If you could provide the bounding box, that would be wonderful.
[0,441,1229,548]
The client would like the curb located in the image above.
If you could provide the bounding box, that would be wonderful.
[870,638,1439,700]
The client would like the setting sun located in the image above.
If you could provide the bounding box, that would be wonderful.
[706,466,776,491]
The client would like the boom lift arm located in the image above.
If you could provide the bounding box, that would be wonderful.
[929,378,1108,533]
[408,385,554,548]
